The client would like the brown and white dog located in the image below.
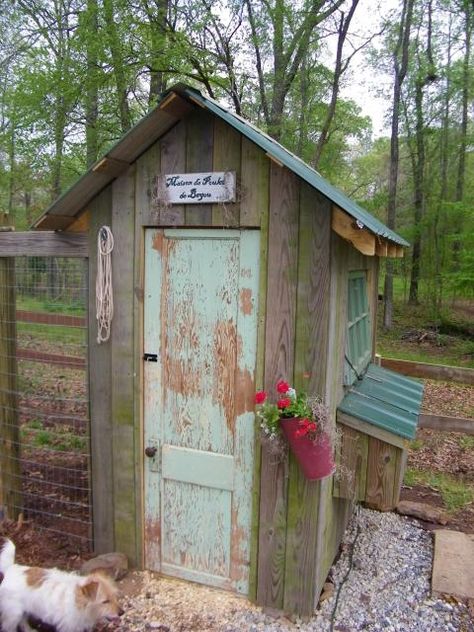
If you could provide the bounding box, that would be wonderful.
[0,538,123,632]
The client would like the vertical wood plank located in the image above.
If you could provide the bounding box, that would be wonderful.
[143,229,164,570]
[392,446,407,507]
[313,232,354,608]
[365,437,399,511]
[248,152,270,601]
[333,426,368,501]
[136,139,160,227]
[88,187,114,553]
[0,249,22,520]
[232,230,261,594]
[212,117,241,226]
[257,165,299,610]
[283,185,331,617]
[240,138,269,227]
[185,110,213,225]
[326,234,348,409]
[367,256,379,358]
[160,122,186,225]
[111,165,138,563]
[134,151,153,567]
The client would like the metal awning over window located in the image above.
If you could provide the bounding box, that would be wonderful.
[337,363,424,440]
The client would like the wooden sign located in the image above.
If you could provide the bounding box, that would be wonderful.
[159,172,236,204]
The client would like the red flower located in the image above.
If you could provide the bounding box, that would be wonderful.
[295,418,317,439]
[255,391,267,404]
[276,380,290,394]
[277,397,291,409]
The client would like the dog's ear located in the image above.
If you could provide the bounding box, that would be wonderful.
[81,577,99,600]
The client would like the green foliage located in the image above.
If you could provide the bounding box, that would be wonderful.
[404,468,474,513]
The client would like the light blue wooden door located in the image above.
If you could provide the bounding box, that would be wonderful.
[144,229,260,594]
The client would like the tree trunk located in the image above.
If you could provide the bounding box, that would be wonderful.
[313,0,359,168]
[147,0,169,108]
[85,0,99,166]
[408,77,425,305]
[103,0,132,132]
[246,0,345,140]
[452,1,472,268]
[433,15,453,311]
[383,0,414,329]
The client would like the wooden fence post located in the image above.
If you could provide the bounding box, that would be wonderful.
[0,218,22,520]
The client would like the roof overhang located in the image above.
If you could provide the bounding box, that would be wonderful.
[33,83,409,254]
[33,91,193,230]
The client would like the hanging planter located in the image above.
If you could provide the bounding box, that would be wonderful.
[280,418,336,481]
[255,380,337,481]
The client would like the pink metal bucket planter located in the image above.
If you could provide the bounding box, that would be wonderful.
[280,418,336,481]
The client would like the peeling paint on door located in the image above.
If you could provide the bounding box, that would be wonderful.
[144,229,260,594]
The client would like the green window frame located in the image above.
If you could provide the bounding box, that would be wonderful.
[344,271,371,385]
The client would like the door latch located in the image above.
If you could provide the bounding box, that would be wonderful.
[143,353,158,362]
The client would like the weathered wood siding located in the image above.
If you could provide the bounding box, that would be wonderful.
[88,187,114,554]
[313,234,379,607]
[84,105,381,617]
[87,111,272,562]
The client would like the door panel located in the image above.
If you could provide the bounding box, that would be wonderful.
[144,229,260,594]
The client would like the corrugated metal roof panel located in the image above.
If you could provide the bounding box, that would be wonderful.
[338,363,424,439]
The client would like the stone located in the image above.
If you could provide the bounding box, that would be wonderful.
[81,552,129,580]
[319,581,335,603]
[432,530,474,601]
[396,500,448,525]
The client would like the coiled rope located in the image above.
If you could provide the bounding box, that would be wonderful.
[96,226,114,344]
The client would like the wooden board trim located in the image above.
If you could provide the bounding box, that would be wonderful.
[331,206,376,256]
[419,414,474,435]
[380,357,474,385]
[0,231,89,258]
[337,410,407,450]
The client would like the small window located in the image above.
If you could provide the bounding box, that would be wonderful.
[344,271,371,384]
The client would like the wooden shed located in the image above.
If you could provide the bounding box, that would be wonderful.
[3,84,423,617]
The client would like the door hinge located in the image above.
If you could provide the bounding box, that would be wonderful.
[143,353,158,362]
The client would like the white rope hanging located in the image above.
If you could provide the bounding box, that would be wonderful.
[96,226,114,344]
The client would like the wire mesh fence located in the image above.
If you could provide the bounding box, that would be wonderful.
[0,255,91,553]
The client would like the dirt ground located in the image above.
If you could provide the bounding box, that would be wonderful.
[399,378,474,534]
[4,379,473,566]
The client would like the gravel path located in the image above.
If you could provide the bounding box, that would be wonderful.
[112,508,473,632]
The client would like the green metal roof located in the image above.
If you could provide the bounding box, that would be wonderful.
[338,363,424,440]
[176,85,409,247]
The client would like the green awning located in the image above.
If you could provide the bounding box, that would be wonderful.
[337,363,424,440]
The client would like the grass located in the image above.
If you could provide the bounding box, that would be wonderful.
[21,421,88,453]
[458,435,474,451]
[17,295,85,316]
[17,321,85,347]
[404,468,474,513]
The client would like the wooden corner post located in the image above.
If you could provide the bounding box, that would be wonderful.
[0,222,22,519]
